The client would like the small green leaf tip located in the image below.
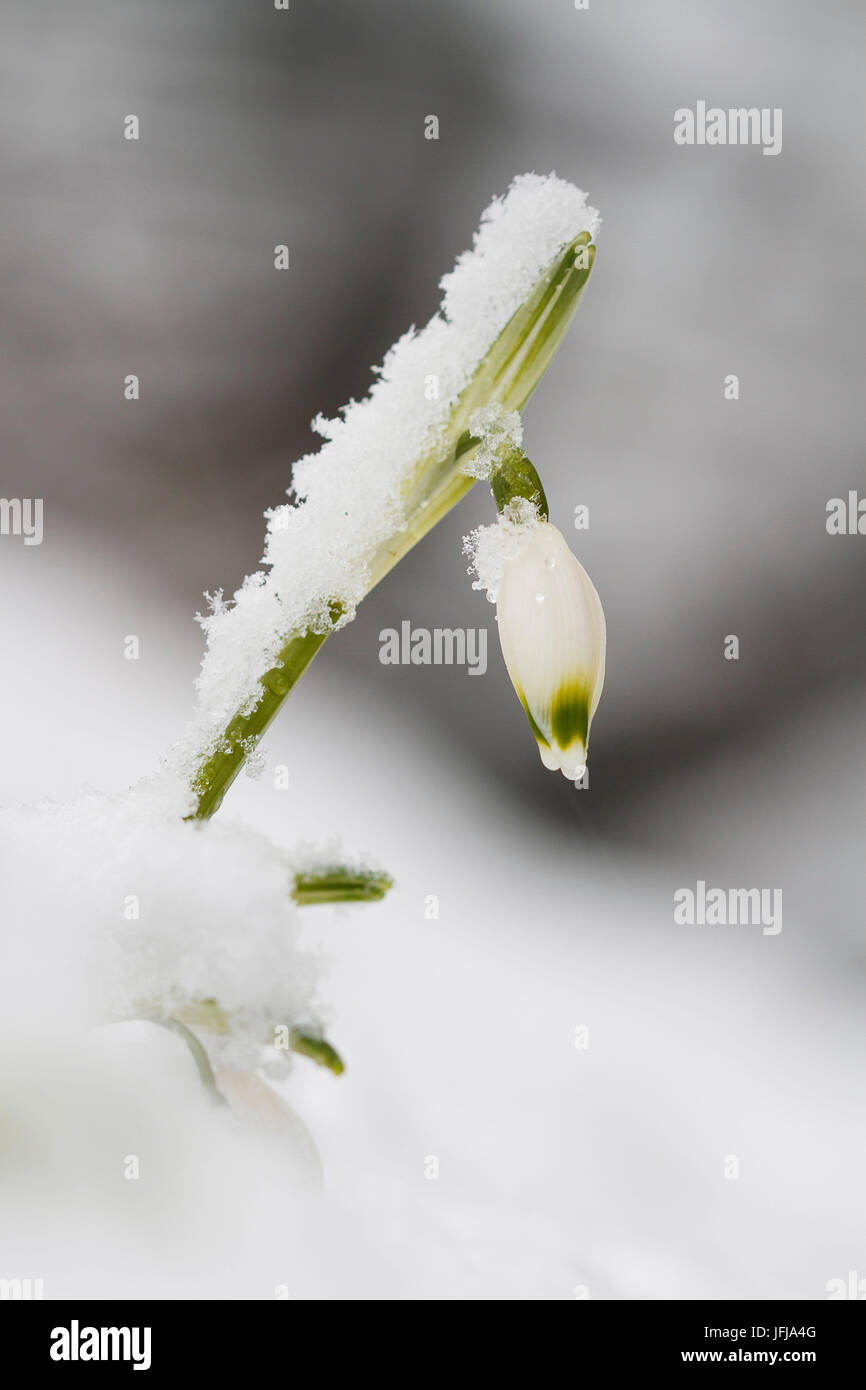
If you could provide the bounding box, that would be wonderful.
[289,1028,345,1075]
[490,446,549,520]
[291,867,394,906]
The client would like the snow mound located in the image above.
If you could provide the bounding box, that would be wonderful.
[0,776,324,1071]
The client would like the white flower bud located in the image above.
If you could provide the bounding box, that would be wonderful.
[495,522,606,781]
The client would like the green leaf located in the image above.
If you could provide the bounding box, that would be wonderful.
[289,1028,345,1075]
[291,867,393,906]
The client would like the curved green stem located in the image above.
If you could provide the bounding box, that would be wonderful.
[155,1016,226,1106]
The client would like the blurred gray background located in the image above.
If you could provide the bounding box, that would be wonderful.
[2,0,864,822]
[3,0,864,840]
[2,0,865,1300]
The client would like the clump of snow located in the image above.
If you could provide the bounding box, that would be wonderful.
[241,736,266,780]
[289,837,390,880]
[464,497,544,603]
[178,174,600,775]
[0,775,326,1073]
[461,404,524,481]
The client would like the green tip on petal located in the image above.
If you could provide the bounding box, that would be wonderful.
[550,682,591,752]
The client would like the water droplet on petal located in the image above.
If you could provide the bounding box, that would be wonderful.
[544,554,556,569]
[535,591,545,604]
[262,668,290,696]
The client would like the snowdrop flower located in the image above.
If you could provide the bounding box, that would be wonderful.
[185,178,598,818]
[496,522,606,782]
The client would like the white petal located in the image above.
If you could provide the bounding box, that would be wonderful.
[496,523,606,772]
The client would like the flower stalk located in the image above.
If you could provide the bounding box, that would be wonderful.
[156,1016,227,1105]
[488,445,549,520]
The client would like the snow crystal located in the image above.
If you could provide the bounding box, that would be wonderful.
[288,837,389,880]
[464,497,544,603]
[241,736,266,780]
[461,404,524,481]
[178,174,600,774]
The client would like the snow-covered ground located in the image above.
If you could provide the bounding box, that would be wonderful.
[1,534,863,1300]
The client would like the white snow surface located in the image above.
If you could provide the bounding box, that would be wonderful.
[1,536,864,1299]
[0,779,325,1071]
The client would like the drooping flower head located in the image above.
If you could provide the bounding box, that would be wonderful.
[464,408,606,784]
[495,520,605,781]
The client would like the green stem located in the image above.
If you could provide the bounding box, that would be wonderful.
[364,235,595,587]
[190,623,333,820]
[189,233,596,819]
